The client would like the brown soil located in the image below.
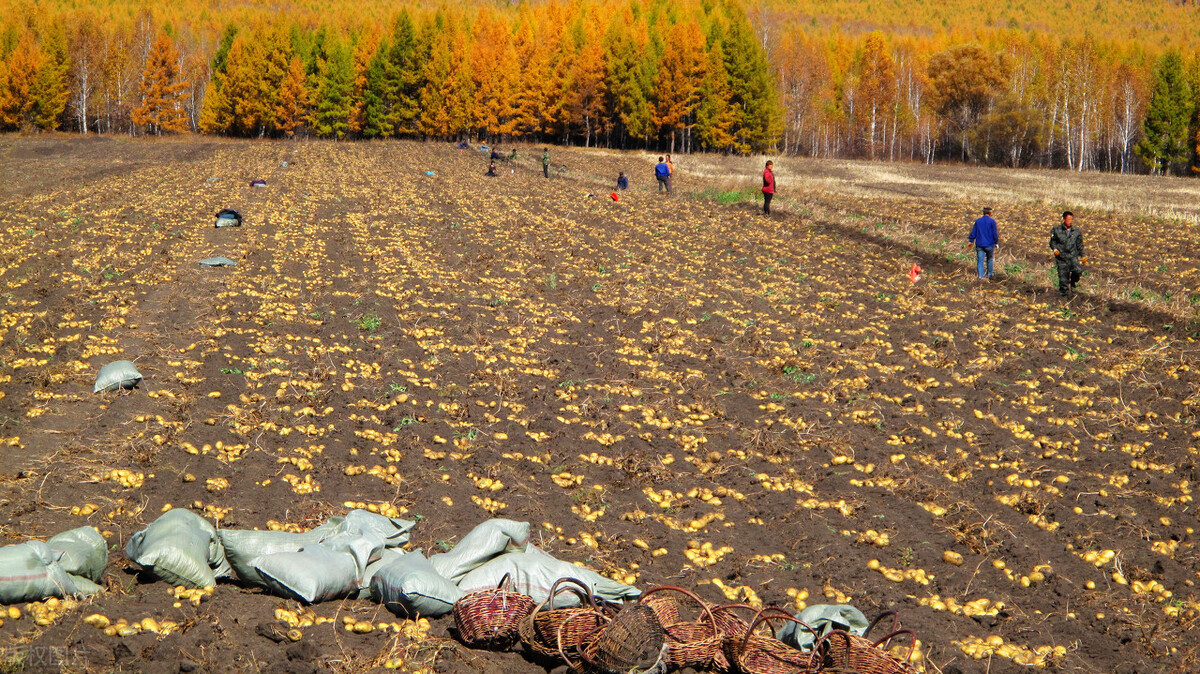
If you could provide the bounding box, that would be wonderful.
[0,136,1197,674]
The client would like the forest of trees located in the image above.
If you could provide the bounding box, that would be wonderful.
[4,0,1200,174]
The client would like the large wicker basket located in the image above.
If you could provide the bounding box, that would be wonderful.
[638,586,723,670]
[708,604,758,672]
[518,577,606,661]
[561,602,667,674]
[725,607,821,674]
[452,572,537,649]
[809,627,918,674]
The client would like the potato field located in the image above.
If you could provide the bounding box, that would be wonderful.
[0,137,1197,673]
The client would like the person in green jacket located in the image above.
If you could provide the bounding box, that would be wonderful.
[542,149,550,178]
[1049,211,1086,297]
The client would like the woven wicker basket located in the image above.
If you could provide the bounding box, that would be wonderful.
[810,627,918,674]
[452,572,536,649]
[518,577,605,661]
[638,586,723,670]
[708,604,758,672]
[725,607,821,674]
[562,602,666,674]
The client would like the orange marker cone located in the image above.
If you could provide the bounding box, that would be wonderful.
[908,263,922,284]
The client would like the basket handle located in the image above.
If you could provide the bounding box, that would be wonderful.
[864,610,901,640]
[547,577,597,611]
[557,609,608,670]
[594,597,624,616]
[710,604,758,634]
[809,628,854,670]
[639,585,718,636]
[711,603,759,616]
[495,571,515,592]
[741,607,820,653]
[872,628,917,664]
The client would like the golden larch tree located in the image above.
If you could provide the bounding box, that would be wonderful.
[652,21,706,152]
[0,32,44,130]
[133,32,189,134]
[276,56,310,137]
[566,35,607,146]
[349,31,381,135]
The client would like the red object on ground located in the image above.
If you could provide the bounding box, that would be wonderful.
[908,263,922,283]
[611,192,619,201]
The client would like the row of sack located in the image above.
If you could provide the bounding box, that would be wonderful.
[0,512,640,619]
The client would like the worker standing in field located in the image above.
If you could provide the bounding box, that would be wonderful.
[968,206,998,279]
[655,157,671,193]
[542,149,550,178]
[1049,210,1086,297]
[665,154,675,193]
[761,160,775,215]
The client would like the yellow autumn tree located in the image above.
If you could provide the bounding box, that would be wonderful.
[349,30,381,135]
[856,31,896,158]
[469,9,517,139]
[652,21,706,152]
[419,17,473,139]
[506,16,543,137]
[0,32,43,130]
[276,56,310,137]
[132,32,190,134]
[566,35,607,146]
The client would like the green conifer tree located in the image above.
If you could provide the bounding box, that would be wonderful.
[694,38,737,152]
[603,18,655,147]
[721,8,783,153]
[310,37,354,139]
[1136,50,1193,175]
[361,41,394,138]
[31,27,69,130]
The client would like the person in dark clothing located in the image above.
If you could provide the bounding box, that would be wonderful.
[485,161,498,177]
[542,149,550,178]
[968,206,999,279]
[655,157,670,193]
[491,149,501,161]
[1049,210,1086,297]
[761,160,775,214]
[617,172,628,190]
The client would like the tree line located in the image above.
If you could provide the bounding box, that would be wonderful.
[0,1,782,154]
[774,28,1200,175]
[3,0,1200,174]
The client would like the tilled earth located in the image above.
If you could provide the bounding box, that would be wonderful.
[0,136,1197,673]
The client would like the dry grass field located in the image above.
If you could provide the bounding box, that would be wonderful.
[0,136,1197,673]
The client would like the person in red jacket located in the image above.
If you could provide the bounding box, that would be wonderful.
[762,160,775,215]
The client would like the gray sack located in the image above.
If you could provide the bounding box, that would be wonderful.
[125,509,231,589]
[457,546,641,605]
[429,518,530,583]
[370,549,463,617]
[0,535,105,604]
[94,361,142,393]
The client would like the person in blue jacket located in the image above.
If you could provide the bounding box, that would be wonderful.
[968,206,999,279]
[617,172,628,190]
[654,157,671,193]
